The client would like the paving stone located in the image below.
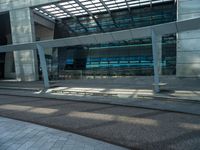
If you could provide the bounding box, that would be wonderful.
[0,95,200,149]
[0,117,127,150]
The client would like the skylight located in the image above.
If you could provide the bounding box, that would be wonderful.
[34,0,174,20]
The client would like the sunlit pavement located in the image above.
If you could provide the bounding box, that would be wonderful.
[1,76,200,102]
[0,95,199,149]
[1,77,200,115]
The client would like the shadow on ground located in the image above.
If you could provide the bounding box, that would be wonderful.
[0,95,199,150]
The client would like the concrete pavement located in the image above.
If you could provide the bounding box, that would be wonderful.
[1,76,200,101]
[0,95,199,149]
[0,76,200,115]
[0,117,127,150]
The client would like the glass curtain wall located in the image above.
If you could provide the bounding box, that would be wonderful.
[44,2,176,79]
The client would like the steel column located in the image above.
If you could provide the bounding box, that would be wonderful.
[36,44,50,88]
[158,36,162,75]
[152,29,160,93]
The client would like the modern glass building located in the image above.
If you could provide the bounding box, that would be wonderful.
[0,0,199,81]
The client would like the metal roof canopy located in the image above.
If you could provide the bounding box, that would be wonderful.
[33,0,174,20]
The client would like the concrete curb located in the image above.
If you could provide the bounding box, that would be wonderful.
[0,86,41,91]
[140,95,200,103]
[1,86,200,102]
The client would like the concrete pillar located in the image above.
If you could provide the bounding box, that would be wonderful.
[10,8,38,81]
[177,0,200,77]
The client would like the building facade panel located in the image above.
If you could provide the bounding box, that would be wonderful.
[177,64,200,77]
[177,0,200,77]
[177,51,200,63]
[0,0,59,13]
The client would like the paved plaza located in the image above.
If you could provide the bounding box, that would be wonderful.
[0,0,200,149]
[0,117,127,150]
[0,95,199,149]
[0,77,200,115]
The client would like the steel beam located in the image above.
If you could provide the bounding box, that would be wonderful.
[74,0,104,32]
[55,4,88,33]
[33,11,55,28]
[124,0,134,26]
[0,17,200,52]
[99,0,118,28]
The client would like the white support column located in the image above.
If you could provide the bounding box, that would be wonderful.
[158,36,162,75]
[36,44,50,88]
[152,29,160,93]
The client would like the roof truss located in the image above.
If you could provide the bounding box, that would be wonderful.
[34,0,174,20]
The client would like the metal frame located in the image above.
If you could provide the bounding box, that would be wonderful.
[36,44,50,88]
[33,0,176,36]
[33,0,174,20]
[124,0,134,26]
[99,0,118,28]
[74,0,103,32]
[61,21,77,35]
[55,3,88,32]
[1,17,200,91]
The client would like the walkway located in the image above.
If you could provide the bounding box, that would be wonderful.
[0,95,199,149]
[0,77,200,115]
[0,117,127,150]
[1,76,200,101]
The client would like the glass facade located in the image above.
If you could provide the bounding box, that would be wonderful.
[64,3,176,36]
[34,0,174,20]
[53,34,176,79]
[33,1,177,79]
[86,36,176,71]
